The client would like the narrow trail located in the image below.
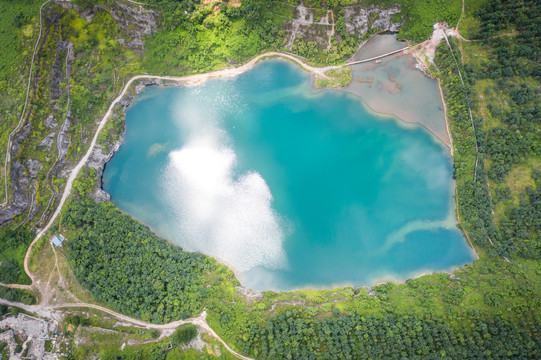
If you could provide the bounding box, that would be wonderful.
[441,30,480,183]
[455,27,520,43]
[326,10,335,61]
[40,243,61,307]
[1,0,51,207]
[455,26,520,43]
[437,78,454,156]
[32,47,73,231]
[450,0,479,183]
[14,190,35,230]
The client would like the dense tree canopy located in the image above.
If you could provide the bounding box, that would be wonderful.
[468,0,540,259]
[64,199,236,323]
[244,311,540,359]
[0,227,33,285]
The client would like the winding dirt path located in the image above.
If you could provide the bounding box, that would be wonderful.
[0,282,31,290]
[456,29,520,43]
[326,10,335,60]
[0,297,254,359]
[32,47,73,231]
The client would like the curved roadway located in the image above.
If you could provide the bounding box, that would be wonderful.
[23,51,333,283]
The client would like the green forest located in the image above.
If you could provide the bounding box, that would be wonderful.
[63,199,238,323]
[0,0,539,358]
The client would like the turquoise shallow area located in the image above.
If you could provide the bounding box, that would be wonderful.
[103,60,476,291]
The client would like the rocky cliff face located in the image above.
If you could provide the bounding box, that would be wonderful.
[0,39,72,226]
[0,122,34,225]
[86,90,136,204]
[344,5,403,35]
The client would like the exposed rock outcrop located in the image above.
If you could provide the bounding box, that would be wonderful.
[50,41,72,101]
[44,114,57,129]
[88,144,115,203]
[0,121,34,224]
[38,132,56,149]
[89,79,184,203]
[344,5,402,34]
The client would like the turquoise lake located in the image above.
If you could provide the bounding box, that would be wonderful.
[103,60,476,290]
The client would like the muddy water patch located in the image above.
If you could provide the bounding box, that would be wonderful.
[340,34,450,145]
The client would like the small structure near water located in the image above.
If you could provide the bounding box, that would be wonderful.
[50,234,65,247]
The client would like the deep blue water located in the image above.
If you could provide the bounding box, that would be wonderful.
[103,60,476,290]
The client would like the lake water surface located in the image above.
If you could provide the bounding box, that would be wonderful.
[103,59,476,291]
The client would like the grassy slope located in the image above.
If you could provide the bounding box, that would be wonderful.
[314,66,352,88]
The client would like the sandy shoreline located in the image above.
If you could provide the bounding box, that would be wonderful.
[124,51,330,90]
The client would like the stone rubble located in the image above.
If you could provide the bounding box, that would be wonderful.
[0,312,62,360]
